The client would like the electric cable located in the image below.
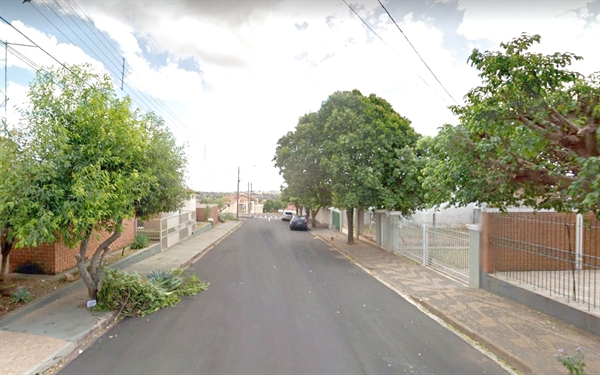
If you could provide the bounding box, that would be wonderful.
[377,0,457,104]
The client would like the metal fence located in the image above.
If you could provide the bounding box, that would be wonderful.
[396,220,470,284]
[489,213,599,311]
[137,211,196,250]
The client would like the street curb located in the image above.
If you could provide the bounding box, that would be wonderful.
[312,231,528,375]
[416,298,532,375]
[181,221,244,269]
[0,243,161,328]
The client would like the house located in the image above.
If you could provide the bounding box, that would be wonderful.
[221,194,259,215]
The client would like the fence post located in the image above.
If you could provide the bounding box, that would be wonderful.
[466,223,481,288]
[575,213,583,270]
[375,211,383,248]
[422,223,429,266]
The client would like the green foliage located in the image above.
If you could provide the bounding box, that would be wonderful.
[556,348,587,375]
[11,287,33,304]
[145,269,182,292]
[97,268,207,317]
[198,196,228,212]
[6,63,188,299]
[423,34,600,214]
[130,233,150,250]
[220,213,237,221]
[274,90,423,216]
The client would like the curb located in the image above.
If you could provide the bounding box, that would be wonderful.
[0,243,161,328]
[181,221,244,269]
[416,298,532,375]
[12,222,243,375]
[312,231,528,375]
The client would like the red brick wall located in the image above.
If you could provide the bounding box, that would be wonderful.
[9,218,136,275]
[483,212,599,272]
[197,205,219,223]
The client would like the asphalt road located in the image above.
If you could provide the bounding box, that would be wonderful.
[60,218,509,374]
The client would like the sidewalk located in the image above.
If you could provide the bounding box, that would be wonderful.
[0,220,243,375]
[311,228,600,375]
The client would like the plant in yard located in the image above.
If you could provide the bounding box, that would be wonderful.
[556,347,587,375]
[11,287,33,304]
[130,233,149,250]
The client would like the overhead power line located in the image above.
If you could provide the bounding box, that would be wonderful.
[0,15,91,88]
[377,0,457,104]
[342,0,447,103]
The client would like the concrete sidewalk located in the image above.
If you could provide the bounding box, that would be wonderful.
[0,220,242,375]
[312,228,600,375]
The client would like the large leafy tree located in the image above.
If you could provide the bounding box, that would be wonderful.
[275,90,423,244]
[0,131,22,280]
[9,64,187,299]
[274,113,332,226]
[423,34,600,213]
[319,90,422,243]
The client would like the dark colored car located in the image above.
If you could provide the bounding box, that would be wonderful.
[289,215,308,231]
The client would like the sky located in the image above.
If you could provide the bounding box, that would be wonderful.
[1,0,598,193]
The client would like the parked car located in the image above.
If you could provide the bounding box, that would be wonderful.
[282,210,294,221]
[289,215,308,231]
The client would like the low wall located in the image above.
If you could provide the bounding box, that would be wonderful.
[482,273,599,335]
[8,218,136,275]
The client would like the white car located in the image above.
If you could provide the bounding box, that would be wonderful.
[282,211,294,221]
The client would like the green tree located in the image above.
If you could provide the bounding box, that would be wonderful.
[0,130,21,280]
[319,90,422,244]
[10,64,187,299]
[135,113,188,220]
[274,113,332,227]
[423,34,600,213]
[263,199,275,212]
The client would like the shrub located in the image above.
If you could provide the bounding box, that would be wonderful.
[97,268,208,316]
[146,269,182,293]
[219,213,237,221]
[130,233,149,249]
[556,348,587,375]
[11,287,33,304]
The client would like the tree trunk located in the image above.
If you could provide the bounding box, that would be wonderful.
[76,227,96,300]
[0,232,13,282]
[346,209,355,245]
[76,222,123,300]
[311,207,320,228]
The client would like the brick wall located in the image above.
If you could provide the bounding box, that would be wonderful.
[9,218,136,275]
[197,205,219,224]
[483,212,599,272]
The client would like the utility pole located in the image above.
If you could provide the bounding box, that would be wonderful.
[236,167,240,220]
[247,182,250,215]
[250,183,253,214]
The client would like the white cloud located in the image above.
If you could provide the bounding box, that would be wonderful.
[5,0,598,191]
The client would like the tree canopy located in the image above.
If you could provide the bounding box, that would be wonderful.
[423,34,600,214]
[3,64,187,298]
[274,90,423,243]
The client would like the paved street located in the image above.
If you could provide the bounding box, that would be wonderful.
[59,218,509,374]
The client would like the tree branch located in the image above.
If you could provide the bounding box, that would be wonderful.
[549,107,582,134]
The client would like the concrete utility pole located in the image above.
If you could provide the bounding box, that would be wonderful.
[247,182,250,215]
[236,167,240,220]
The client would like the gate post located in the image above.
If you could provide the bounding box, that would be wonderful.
[422,224,429,266]
[466,223,481,288]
